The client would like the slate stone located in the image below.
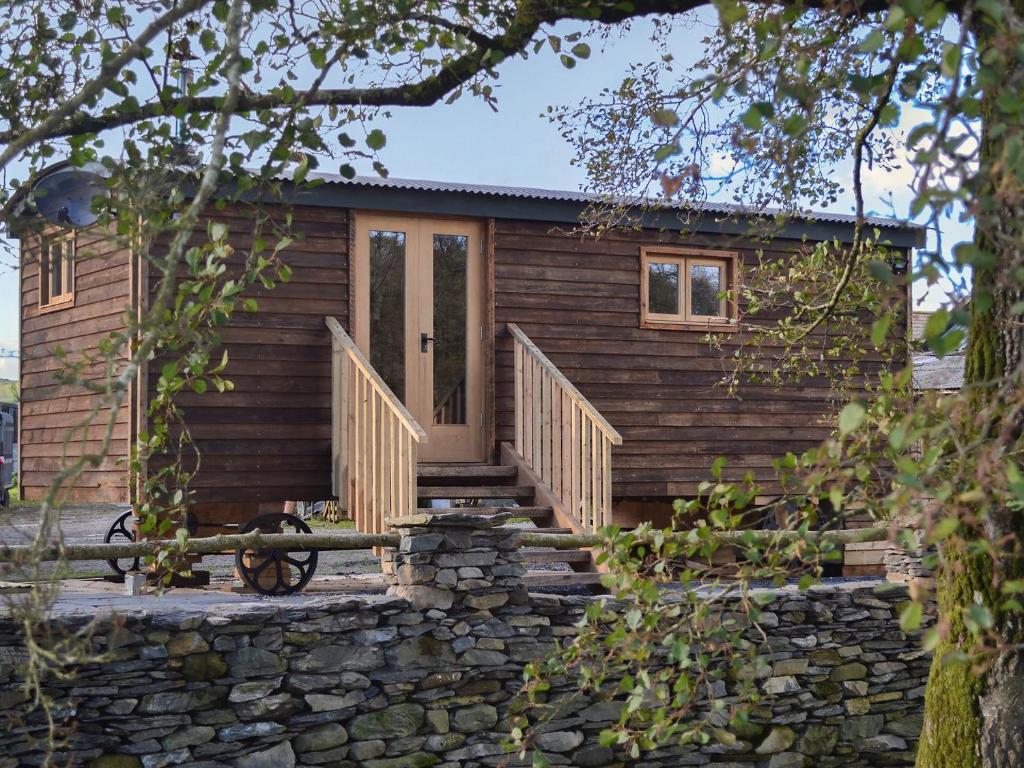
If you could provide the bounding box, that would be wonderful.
[217,722,286,743]
[841,714,884,741]
[452,704,498,733]
[294,723,348,753]
[162,726,215,751]
[226,647,286,678]
[534,730,584,753]
[348,703,426,740]
[231,740,295,768]
[830,662,868,682]
[362,753,439,768]
[573,745,616,767]
[798,724,839,756]
[347,740,386,761]
[182,652,227,682]
[756,726,796,754]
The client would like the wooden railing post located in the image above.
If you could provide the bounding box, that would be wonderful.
[326,317,427,535]
[506,323,623,534]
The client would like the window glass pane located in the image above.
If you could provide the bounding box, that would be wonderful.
[63,240,74,295]
[369,230,405,400]
[50,242,62,299]
[647,261,679,315]
[690,263,723,317]
[432,234,468,425]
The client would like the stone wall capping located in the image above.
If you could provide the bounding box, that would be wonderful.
[386,511,513,529]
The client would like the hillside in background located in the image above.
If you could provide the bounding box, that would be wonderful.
[0,379,17,403]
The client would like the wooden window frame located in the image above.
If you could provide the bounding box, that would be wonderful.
[640,246,739,332]
[39,232,76,311]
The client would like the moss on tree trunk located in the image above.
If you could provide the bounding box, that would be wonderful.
[916,7,1024,754]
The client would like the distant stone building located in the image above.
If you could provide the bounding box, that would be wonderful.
[912,310,964,391]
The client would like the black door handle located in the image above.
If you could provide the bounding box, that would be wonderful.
[421,333,435,353]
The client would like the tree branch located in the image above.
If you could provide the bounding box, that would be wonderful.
[0,0,898,147]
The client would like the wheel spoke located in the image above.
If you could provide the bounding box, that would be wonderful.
[249,554,275,577]
[273,558,285,591]
[282,553,312,568]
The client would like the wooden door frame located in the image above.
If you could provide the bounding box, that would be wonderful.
[350,210,492,463]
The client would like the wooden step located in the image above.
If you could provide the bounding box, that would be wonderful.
[417,465,518,485]
[417,485,535,501]
[524,549,592,563]
[416,505,552,519]
[523,571,604,588]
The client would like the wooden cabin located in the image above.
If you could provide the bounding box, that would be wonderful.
[15,173,920,582]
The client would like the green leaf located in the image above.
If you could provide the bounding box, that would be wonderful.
[940,44,962,78]
[871,313,893,348]
[977,0,1004,20]
[739,103,773,131]
[965,603,994,632]
[652,109,679,127]
[711,456,727,479]
[930,517,959,541]
[860,30,886,53]
[899,601,923,632]
[838,403,866,435]
[867,260,896,283]
[571,42,591,59]
[885,6,906,29]
[366,129,387,150]
[560,54,576,69]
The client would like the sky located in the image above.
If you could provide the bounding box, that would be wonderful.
[0,12,969,382]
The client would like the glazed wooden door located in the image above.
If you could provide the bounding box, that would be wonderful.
[354,214,484,462]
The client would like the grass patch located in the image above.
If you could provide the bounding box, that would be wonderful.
[309,517,356,530]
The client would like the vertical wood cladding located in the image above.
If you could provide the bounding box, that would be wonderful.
[19,226,132,503]
[148,204,348,504]
[492,219,907,499]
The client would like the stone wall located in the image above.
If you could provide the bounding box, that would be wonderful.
[0,514,933,768]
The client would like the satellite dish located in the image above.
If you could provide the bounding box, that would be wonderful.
[31,161,109,228]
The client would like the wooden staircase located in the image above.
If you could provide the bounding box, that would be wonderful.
[416,463,603,590]
[327,318,621,593]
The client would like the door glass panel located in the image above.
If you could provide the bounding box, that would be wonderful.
[648,261,679,314]
[432,234,468,425]
[369,230,406,400]
[690,263,723,317]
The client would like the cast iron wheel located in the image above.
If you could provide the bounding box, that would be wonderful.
[234,512,318,596]
[104,510,140,575]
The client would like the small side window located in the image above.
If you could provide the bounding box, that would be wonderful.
[640,247,737,330]
[40,233,75,309]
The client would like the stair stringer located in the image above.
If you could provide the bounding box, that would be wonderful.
[498,442,607,575]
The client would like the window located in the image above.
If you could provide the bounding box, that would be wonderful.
[640,247,737,329]
[39,233,75,309]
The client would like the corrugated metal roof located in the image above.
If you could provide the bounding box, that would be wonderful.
[298,173,923,232]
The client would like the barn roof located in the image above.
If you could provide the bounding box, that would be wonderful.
[280,173,925,247]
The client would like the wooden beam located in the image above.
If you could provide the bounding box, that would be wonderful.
[518,526,903,550]
[0,531,400,563]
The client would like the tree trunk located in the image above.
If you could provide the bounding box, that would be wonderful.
[916,6,1024,761]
